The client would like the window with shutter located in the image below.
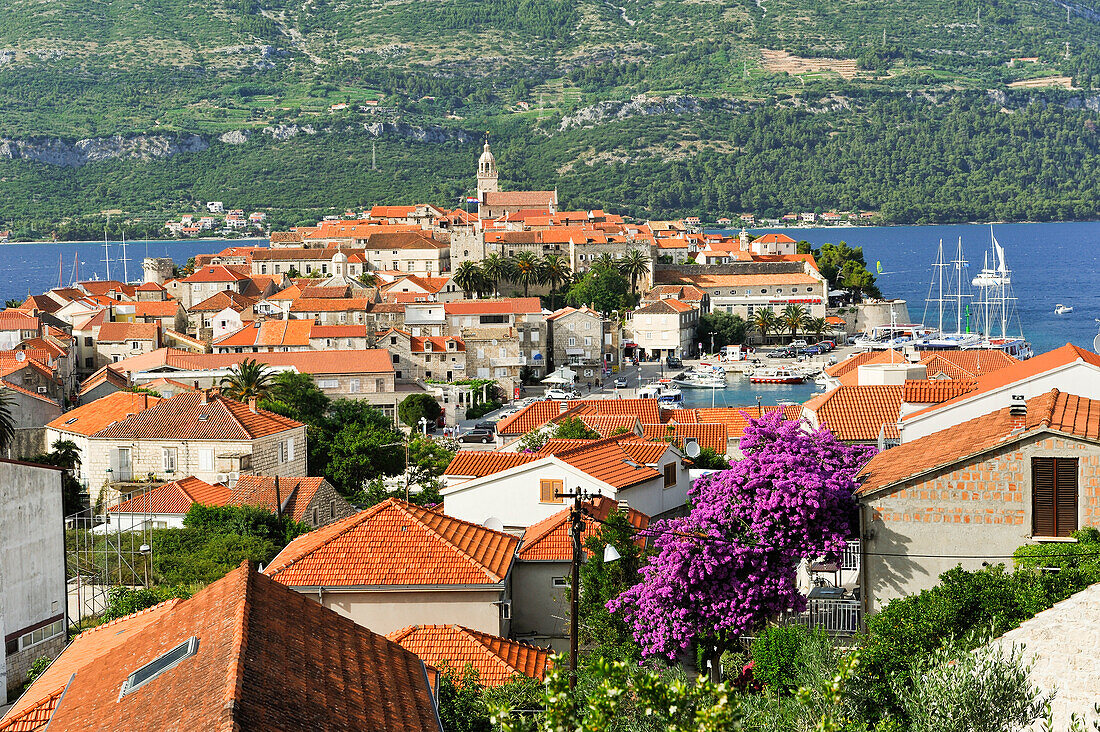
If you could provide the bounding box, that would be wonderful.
[540,479,564,504]
[1032,457,1078,537]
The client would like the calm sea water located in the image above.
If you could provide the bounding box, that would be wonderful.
[735,222,1100,356]
[0,238,266,299]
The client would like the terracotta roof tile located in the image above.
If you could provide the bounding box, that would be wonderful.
[213,320,314,347]
[496,399,662,436]
[387,625,551,685]
[518,495,649,562]
[132,301,182,318]
[904,344,1100,421]
[640,423,728,453]
[859,389,1100,496]
[190,291,257,312]
[264,498,519,587]
[804,385,904,442]
[444,452,542,477]
[96,321,159,343]
[181,265,251,283]
[92,391,302,441]
[113,348,395,376]
[47,391,161,436]
[577,414,640,437]
[444,298,541,315]
[538,436,662,488]
[0,310,41,331]
[77,365,129,396]
[903,378,978,404]
[289,297,371,312]
[108,476,230,514]
[228,475,328,523]
[0,563,441,731]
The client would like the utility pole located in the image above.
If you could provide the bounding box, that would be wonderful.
[556,485,590,692]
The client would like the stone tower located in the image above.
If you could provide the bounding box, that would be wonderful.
[142,257,174,285]
[477,136,498,200]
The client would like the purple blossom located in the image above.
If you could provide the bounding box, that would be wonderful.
[608,410,876,660]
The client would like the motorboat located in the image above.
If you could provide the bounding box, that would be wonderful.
[1055,304,1073,315]
[749,367,805,384]
[672,374,725,389]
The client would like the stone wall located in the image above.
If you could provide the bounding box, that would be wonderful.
[862,433,1100,612]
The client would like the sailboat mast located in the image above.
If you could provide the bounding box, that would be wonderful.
[937,239,944,333]
[58,252,63,289]
[121,229,129,284]
[955,237,963,335]
[103,217,111,281]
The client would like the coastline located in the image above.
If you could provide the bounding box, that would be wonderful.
[2,236,269,247]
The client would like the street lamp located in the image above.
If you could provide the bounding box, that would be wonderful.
[139,543,151,589]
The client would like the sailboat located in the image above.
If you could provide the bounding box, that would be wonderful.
[969,226,1032,359]
[920,238,981,349]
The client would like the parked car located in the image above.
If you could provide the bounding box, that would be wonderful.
[614,376,628,389]
[790,339,808,348]
[800,345,825,356]
[545,388,579,400]
[768,348,794,358]
[665,356,684,368]
[474,421,497,431]
[820,340,836,351]
[460,429,495,444]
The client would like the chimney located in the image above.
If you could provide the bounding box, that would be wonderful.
[201,389,210,405]
[1009,394,1027,429]
[248,397,258,413]
[559,401,568,414]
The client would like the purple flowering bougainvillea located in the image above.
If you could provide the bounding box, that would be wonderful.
[608,410,876,669]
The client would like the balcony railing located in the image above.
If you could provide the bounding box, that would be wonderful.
[490,356,527,367]
[785,599,862,636]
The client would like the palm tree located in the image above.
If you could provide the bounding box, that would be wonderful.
[807,316,828,342]
[0,391,14,453]
[511,252,542,298]
[593,253,617,272]
[782,304,809,342]
[618,248,651,294]
[51,439,81,470]
[452,261,485,299]
[481,253,509,296]
[751,309,779,346]
[540,254,572,309]
[220,358,274,401]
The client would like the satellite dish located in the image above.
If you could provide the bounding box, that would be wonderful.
[483,516,504,533]
[15,351,25,362]
[1094,332,1100,355]
[685,440,701,458]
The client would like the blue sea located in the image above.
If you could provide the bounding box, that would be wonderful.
[0,238,266,299]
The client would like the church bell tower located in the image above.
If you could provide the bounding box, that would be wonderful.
[477,134,498,200]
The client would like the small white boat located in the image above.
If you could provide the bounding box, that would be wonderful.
[1055,304,1073,315]
[750,367,805,385]
[672,375,725,389]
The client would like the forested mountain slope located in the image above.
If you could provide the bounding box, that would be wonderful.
[2,0,1100,234]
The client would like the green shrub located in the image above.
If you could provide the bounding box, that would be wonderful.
[465,400,501,420]
[751,624,811,692]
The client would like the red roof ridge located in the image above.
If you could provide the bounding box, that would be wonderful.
[223,561,252,720]
[265,501,390,577]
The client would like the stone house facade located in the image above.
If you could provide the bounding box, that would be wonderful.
[547,306,615,371]
[857,390,1100,613]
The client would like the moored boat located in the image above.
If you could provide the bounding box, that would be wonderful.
[749,367,805,384]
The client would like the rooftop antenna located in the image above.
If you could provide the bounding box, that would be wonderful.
[102,215,111,281]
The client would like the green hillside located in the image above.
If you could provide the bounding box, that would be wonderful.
[2,0,1100,233]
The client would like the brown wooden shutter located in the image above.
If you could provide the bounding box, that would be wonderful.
[1032,458,1056,537]
[1055,458,1079,538]
[540,479,563,504]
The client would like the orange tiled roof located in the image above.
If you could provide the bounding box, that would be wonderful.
[496,398,662,436]
[387,625,550,685]
[228,475,327,524]
[108,476,230,515]
[77,365,129,396]
[289,297,371,313]
[577,414,640,437]
[0,310,40,331]
[132,301,181,318]
[804,385,905,442]
[96,321,159,343]
[903,378,978,404]
[824,349,902,379]
[858,389,1100,496]
[181,265,250,283]
[656,272,819,287]
[0,381,58,406]
[213,320,314,347]
[444,452,542,478]
[536,435,663,488]
[634,299,696,315]
[0,563,441,731]
[444,298,541,315]
[92,391,302,441]
[904,343,1100,421]
[641,423,728,453]
[47,392,160,436]
[189,291,257,312]
[264,498,519,587]
[518,495,649,562]
[113,347,395,376]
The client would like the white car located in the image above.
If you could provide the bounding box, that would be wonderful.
[545,388,578,400]
[790,339,808,348]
